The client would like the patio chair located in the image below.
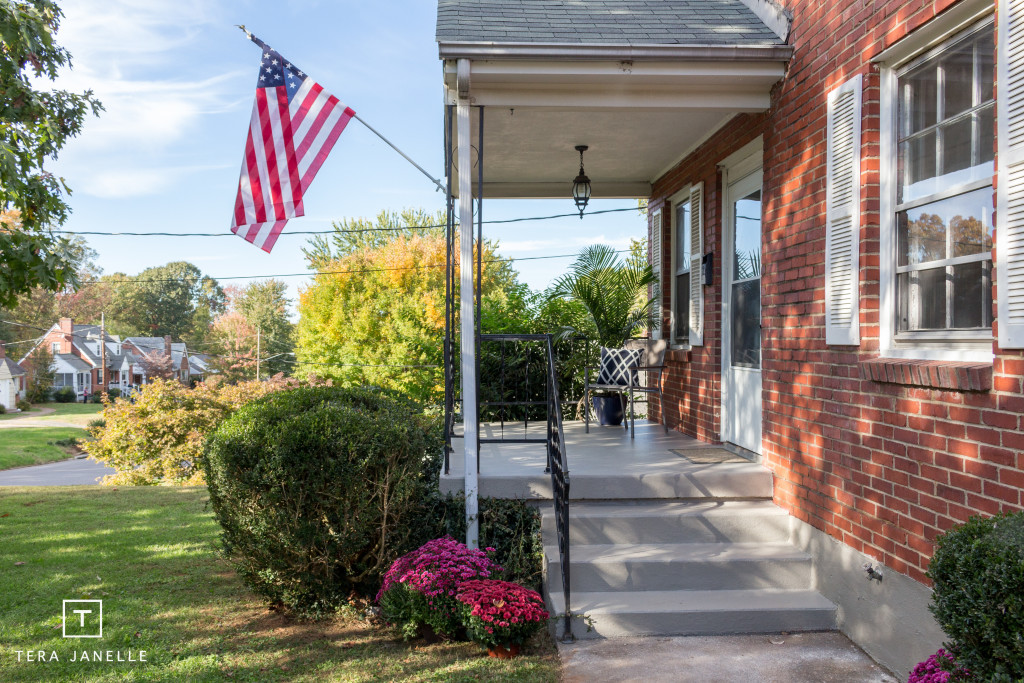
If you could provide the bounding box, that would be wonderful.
[584,339,669,439]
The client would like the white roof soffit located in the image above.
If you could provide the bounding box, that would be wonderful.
[442,53,788,199]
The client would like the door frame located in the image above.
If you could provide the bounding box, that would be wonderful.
[719,139,764,455]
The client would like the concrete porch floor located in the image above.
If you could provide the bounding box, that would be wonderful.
[441,420,771,500]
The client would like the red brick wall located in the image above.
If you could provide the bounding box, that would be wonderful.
[650,0,1023,586]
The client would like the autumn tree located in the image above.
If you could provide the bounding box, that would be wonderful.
[105,262,226,343]
[0,2,102,307]
[22,346,55,403]
[139,351,177,381]
[296,211,526,404]
[209,280,294,382]
[0,235,109,344]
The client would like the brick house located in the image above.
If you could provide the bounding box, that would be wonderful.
[437,0,1024,676]
[19,318,192,398]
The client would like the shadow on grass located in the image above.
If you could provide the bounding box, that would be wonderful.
[0,487,558,682]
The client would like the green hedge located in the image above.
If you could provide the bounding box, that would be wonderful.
[928,511,1024,682]
[202,385,442,618]
[53,387,75,403]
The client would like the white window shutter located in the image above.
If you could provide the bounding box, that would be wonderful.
[688,182,705,346]
[650,209,663,339]
[825,74,862,346]
[998,0,1024,348]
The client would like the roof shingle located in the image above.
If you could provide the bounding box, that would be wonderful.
[436,0,783,46]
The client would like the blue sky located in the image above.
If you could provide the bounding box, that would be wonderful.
[49,0,646,311]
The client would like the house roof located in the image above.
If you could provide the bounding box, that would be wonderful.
[125,337,187,353]
[436,0,785,47]
[54,353,92,373]
[0,356,26,378]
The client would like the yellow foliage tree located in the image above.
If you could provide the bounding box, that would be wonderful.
[297,224,526,404]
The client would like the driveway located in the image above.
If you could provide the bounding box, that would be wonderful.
[0,457,115,486]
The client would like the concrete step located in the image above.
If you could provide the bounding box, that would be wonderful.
[545,541,813,592]
[547,588,837,639]
[449,462,773,500]
[541,500,793,545]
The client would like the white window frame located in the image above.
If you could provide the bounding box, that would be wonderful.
[50,342,59,355]
[669,186,692,348]
[878,10,996,362]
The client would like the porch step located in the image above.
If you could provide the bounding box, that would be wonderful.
[470,463,772,500]
[540,499,838,639]
[547,588,837,639]
[541,500,793,544]
[545,541,813,592]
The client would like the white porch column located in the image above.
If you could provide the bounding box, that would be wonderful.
[457,58,479,549]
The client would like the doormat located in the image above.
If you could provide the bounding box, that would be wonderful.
[670,448,748,464]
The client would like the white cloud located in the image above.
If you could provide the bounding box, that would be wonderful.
[51,0,242,153]
[79,164,231,199]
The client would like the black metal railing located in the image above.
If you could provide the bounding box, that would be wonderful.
[543,334,574,642]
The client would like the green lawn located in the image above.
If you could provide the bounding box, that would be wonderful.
[0,428,85,470]
[0,403,103,426]
[0,487,560,682]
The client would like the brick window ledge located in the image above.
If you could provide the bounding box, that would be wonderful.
[859,358,992,392]
[666,348,691,363]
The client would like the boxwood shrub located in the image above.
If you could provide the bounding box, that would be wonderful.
[928,510,1024,682]
[202,385,442,618]
[53,387,76,403]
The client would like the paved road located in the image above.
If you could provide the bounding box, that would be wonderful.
[0,457,115,486]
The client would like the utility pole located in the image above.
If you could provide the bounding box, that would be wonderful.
[256,325,261,381]
[100,312,107,397]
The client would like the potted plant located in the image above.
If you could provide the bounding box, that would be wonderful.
[455,579,549,658]
[546,243,658,425]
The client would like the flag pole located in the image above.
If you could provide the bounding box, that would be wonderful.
[351,115,446,194]
[235,25,445,194]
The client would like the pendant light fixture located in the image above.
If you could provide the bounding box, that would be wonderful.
[572,145,591,219]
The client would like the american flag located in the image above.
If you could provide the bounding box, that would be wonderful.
[230,35,354,252]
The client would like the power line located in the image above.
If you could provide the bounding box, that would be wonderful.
[81,249,631,285]
[56,206,643,238]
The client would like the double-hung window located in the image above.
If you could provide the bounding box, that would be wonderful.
[667,184,704,347]
[886,19,995,353]
[671,192,691,346]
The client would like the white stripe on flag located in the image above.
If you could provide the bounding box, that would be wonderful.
[265,89,295,220]
[289,80,322,148]
[249,101,275,223]
[297,103,343,180]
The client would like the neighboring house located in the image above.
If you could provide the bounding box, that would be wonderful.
[188,353,212,383]
[18,318,194,398]
[121,337,191,385]
[0,342,26,411]
[437,0,1024,677]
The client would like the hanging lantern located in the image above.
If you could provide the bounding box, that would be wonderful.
[572,145,591,219]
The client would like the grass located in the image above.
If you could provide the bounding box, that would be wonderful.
[0,487,560,682]
[0,428,86,470]
[0,403,104,426]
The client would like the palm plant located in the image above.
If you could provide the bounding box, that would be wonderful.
[546,244,659,348]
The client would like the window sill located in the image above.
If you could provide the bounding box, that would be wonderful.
[859,358,992,392]
[666,348,691,363]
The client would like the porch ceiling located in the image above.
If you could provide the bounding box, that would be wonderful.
[443,57,788,199]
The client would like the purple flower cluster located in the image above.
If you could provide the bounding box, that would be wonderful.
[377,536,501,603]
[909,649,965,683]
